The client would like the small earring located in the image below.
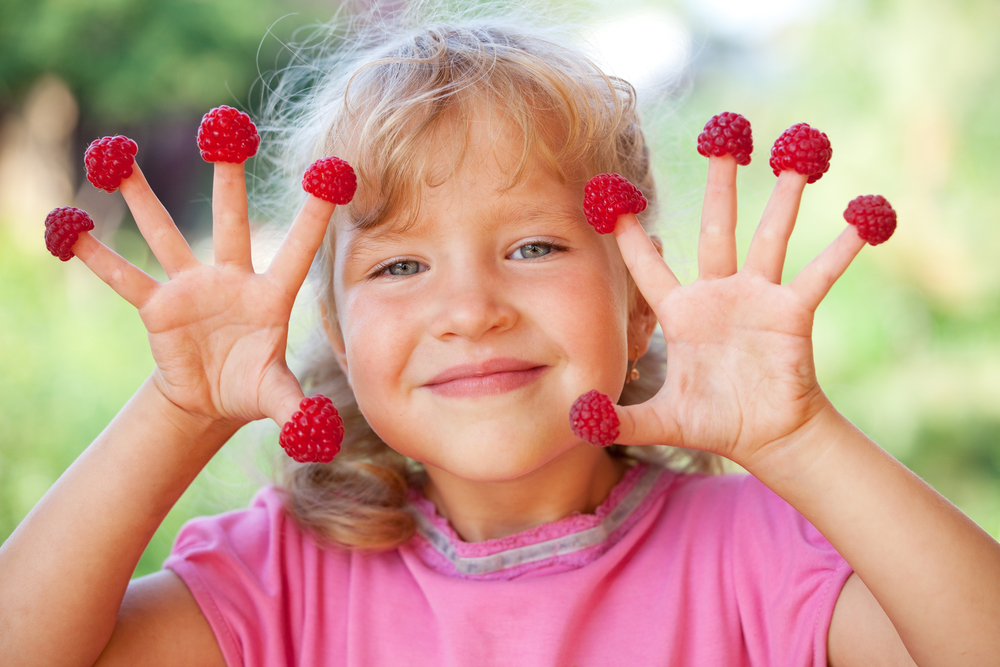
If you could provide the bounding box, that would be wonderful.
[627,345,641,383]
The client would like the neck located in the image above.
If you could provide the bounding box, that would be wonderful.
[422,445,629,542]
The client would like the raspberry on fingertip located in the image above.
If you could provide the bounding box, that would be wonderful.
[84,135,138,193]
[44,206,95,261]
[570,390,620,447]
[769,122,832,183]
[697,112,753,166]
[197,105,260,163]
[279,395,345,463]
[582,173,647,234]
[302,156,357,205]
[844,195,897,245]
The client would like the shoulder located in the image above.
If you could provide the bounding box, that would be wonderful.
[650,470,849,570]
[165,485,360,590]
[162,487,373,666]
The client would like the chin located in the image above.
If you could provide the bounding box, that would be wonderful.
[398,425,578,483]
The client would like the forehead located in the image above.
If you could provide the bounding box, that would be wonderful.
[335,94,583,234]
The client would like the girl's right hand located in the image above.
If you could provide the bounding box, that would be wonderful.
[72,161,336,435]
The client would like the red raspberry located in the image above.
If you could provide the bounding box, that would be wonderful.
[44,206,95,261]
[569,390,620,447]
[84,135,138,193]
[197,105,260,163]
[769,122,832,183]
[697,112,753,165]
[279,395,345,463]
[844,195,897,245]
[583,173,647,234]
[302,156,358,204]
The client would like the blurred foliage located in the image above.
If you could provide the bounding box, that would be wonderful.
[1,0,999,580]
[0,0,328,120]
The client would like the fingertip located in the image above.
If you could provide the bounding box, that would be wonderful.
[118,162,148,197]
[304,192,338,218]
[71,229,99,259]
[836,224,868,262]
[611,212,643,240]
[776,169,809,187]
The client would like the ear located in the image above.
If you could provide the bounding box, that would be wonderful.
[319,301,351,386]
[626,234,662,357]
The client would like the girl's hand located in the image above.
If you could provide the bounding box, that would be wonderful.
[72,161,335,434]
[612,156,865,472]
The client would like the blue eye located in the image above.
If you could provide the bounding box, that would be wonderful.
[385,260,422,276]
[511,242,555,260]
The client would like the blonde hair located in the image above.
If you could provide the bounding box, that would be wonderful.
[258,7,718,551]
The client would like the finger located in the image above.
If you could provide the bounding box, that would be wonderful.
[789,225,866,312]
[72,232,159,308]
[119,165,198,277]
[266,195,336,292]
[259,364,306,427]
[211,162,252,269]
[698,155,738,279]
[613,401,683,448]
[742,170,808,283]
[613,213,681,311]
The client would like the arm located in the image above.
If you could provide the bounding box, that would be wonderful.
[0,161,337,666]
[0,379,234,667]
[766,408,1000,666]
[609,156,1000,665]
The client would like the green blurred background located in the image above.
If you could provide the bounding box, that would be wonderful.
[1,0,999,576]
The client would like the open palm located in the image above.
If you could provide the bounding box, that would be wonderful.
[73,162,336,429]
[613,158,866,469]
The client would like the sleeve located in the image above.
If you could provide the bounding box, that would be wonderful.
[731,475,854,667]
[163,487,350,667]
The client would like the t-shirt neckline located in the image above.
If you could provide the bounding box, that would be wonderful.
[406,463,670,579]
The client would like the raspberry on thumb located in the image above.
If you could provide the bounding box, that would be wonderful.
[84,135,138,193]
[279,395,345,463]
[583,173,648,234]
[302,156,357,205]
[844,194,897,245]
[197,105,260,163]
[44,206,95,261]
[570,390,620,447]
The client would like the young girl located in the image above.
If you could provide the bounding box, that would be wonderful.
[2,10,999,667]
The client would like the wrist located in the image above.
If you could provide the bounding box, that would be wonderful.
[136,376,244,453]
[738,397,853,487]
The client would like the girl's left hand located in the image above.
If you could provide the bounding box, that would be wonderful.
[610,156,865,473]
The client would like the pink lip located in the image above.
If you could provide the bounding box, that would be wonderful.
[424,358,548,398]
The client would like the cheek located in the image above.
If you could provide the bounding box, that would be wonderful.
[548,245,632,387]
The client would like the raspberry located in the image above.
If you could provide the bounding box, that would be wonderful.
[582,173,647,234]
[769,123,832,183]
[196,105,260,163]
[844,195,897,245]
[302,156,358,205]
[279,395,345,463]
[44,206,95,261]
[84,135,138,193]
[697,112,753,165]
[569,390,620,447]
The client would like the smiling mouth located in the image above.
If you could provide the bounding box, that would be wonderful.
[424,360,548,398]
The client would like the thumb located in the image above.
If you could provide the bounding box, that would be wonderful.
[614,400,683,447]
[258,364,306,427]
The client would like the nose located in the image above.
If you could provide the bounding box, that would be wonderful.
[428,269,518,342]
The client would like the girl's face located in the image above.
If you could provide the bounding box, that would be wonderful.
[329,112,639,482]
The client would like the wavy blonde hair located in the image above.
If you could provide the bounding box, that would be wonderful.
[257,7,719,551]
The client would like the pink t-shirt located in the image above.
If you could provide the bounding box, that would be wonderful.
[165,465,852,666]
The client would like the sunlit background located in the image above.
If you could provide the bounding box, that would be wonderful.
[2,0,999,576]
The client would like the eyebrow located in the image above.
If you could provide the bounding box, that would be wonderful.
[341,199,586,265]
